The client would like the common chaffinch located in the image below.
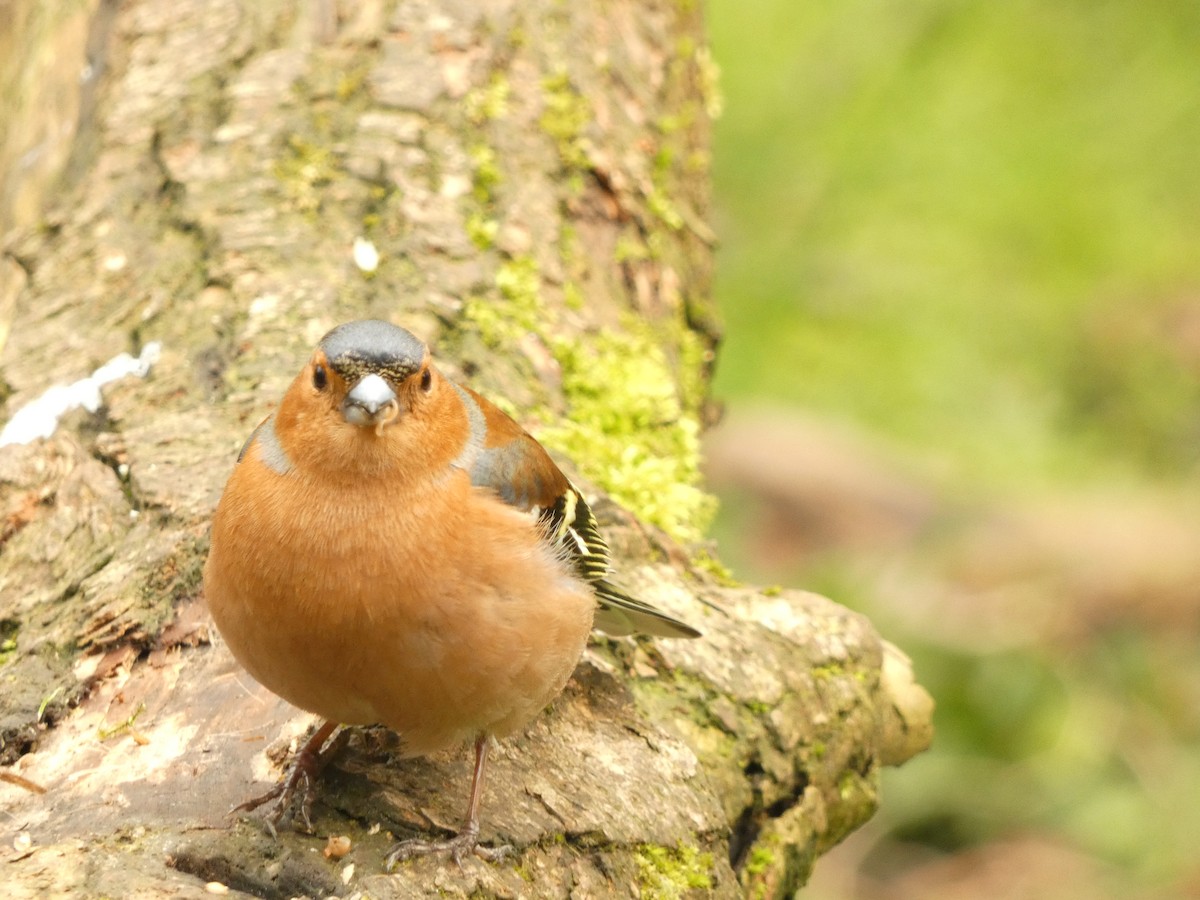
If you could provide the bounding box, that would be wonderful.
[203,319,699,865]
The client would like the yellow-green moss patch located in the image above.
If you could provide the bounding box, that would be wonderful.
[540,68,590,170]
[272,134,340,216]
[469,143,501,204]
[458,258,717,544]
[463,255,545,347]
[465,72,511,124]
[540,325,717,543]
[636,842,715,900]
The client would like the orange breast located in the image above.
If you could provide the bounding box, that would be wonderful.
[203,444,595,755]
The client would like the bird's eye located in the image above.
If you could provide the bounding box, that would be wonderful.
[420,368,432,392]
[313,364,328,391]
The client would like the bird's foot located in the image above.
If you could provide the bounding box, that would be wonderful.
[229,760,317,836]
[384,822,512,869]
[230,722,347,835]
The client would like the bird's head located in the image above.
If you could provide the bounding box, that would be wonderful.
[270,320,464,481]
[306,320,438,435]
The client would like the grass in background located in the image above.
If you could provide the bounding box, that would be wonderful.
[706,1,1200,895]
[709,0,1200,487]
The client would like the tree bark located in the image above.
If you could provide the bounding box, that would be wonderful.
[0,1,933,897]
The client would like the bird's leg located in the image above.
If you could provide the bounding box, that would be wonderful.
[231,719,348,834]
[385,734,512,867]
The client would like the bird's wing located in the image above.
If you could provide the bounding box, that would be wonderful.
[451,383,699,639]
[537,482,701,638]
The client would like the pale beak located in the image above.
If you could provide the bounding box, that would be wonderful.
[343,373,400,431]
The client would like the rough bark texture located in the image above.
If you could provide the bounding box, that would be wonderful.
[0,1,933,897]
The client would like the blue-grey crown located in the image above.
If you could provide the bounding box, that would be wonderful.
[318,320,427,382]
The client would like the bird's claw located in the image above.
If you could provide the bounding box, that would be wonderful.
[229,782,284,817]
[229,784,283,838]
[229,724,344,835]
[229,764,319,834]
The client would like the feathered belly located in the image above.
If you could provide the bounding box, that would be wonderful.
[205,473,595,753]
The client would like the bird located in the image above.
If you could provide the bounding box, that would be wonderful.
[203,319,700,865]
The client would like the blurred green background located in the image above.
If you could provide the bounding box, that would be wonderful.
[704,1,1200,897]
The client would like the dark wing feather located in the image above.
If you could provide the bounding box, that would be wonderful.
[538,488,701,638]
[452,383,700,639]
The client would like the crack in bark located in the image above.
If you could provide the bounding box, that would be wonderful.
[728,754,811,873]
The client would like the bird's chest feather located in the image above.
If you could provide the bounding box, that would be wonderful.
[209,460,561,657]
[227,465,485,610]
[207,456,593,736]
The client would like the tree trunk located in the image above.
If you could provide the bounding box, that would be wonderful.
[0,0,932,896]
